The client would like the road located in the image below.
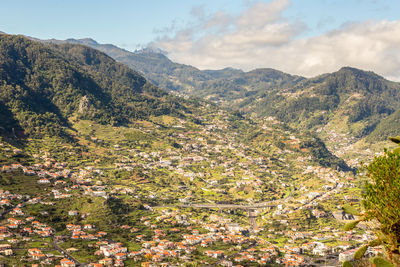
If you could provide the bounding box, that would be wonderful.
[157,203,276,209]
[50,236,82,266]
[293,182,339,211]
[1,203,83,266]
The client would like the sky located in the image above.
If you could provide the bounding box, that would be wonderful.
[2,0,400,80]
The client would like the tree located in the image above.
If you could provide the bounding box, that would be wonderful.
[342,136,400,267]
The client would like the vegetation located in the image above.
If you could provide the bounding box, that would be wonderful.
[2,33,398,266]
[343,137,400,266]
[59,38,400,164]
[0,34,190,138]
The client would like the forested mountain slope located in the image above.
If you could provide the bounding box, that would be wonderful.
[55,38,400,144]
[250,67,400,137]
[0,34,188,138]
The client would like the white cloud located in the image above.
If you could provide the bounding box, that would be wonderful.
[237,0,290,29]
[152,0,400,81]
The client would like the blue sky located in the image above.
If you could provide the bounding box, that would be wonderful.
[0,0,244,48]
[2,0,400,79]
[1,0,398,48]
[284,0,399,36]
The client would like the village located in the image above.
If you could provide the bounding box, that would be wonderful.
[0,112,377,266]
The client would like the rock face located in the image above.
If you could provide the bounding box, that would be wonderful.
[79,96,91,113]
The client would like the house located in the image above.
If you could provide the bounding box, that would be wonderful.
[32,253,46,260]
[38,178,50,184]
[68,210,79,216]
[28,248,42,255]
[23,169,36,175]
[84,224,94,230]
[97,231,107,237]
[115,252,127,260]
[0,199,10,206]
[226,223,241,232]
[0,244,11,251]
[312,244,330,256]
[1,166,12,172]
[26,216,35,221]
[10,207,24,215]
[60,258,76,267]
[339,248,357,262]
[204,250,224,259]
[1,249,13,256]
[114,259,124,266]
[99,258,113,266]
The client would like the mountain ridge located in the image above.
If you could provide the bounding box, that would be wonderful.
[0,34,191,138]
[25,36,400,157]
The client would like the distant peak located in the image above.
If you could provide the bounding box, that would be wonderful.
[338,66,362,72]
[337,66,376,76]
[75,38,99,45]
[336,66,383,79]
[134,47,167,55]
[62,38,99,46]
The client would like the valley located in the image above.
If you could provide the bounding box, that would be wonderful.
[0,33,397,266]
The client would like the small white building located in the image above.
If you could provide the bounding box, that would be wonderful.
[68,210,78,216]
[339,248,357,262]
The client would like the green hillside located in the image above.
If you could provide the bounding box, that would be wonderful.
[56,38,400,145]
[367,108,400,142]
[252,67,400,134]
[0,33,372,267]
[49,38,304,102]
[0,34,188,138]
[0,34,349,172]
[35,37,400,169]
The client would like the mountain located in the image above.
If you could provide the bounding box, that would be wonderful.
[46,39,400,148]
[47,38,304,100]
[250,67,400,134]
[43,38,217,92]
[1,34,349,167]
[0,34,189,138]
[0,33,366,266]
[38,38,400,165]
[196,68,304,106]
[66,39,400,143]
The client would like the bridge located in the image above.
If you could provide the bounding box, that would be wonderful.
[156,202,279,209]
[153,196,288,210]
[153,199,287,231]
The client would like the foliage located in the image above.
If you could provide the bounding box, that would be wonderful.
[362,148,400,265]
[342,204,361,216]
[300,136,353,172]
[368,111,400,142]
[343,137,400,266]
[57,38,400,145]
[370,257,395,267]
[344,219,361,231]
[0,34,189,138]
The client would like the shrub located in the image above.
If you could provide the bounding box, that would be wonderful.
[343,137,400,267]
